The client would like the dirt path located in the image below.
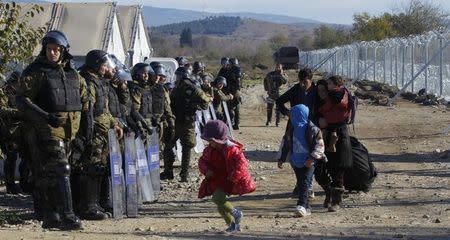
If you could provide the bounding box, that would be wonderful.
[1,86,450,239]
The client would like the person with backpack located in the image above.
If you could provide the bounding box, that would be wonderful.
[318,75,353,212]
[277,104,326,217]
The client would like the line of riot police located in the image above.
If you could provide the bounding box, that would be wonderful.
[0,30,246,231]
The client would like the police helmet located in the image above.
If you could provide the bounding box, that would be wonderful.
[229,58,239,66]
[220,57,229,65]
[132,62,154,79]
[85,49,117,71]
[175,56,188,66]
[175,66,190,79]
[193,61,205,72]
[42,30,70,49]
[214,76,227,87]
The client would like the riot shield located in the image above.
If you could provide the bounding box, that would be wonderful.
[147,131,160,201]
[202,108,212,123]
[222,101,234,138]
[196,110,204,127]
[124,133,138,217]
[108,129,125,219]
[194,120,205,153]
[135,137,154,203]
[209,103,217,120]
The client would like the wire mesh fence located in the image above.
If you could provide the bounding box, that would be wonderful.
[299,31,450,99]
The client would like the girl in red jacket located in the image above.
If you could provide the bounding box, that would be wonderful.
[198,120,256,232]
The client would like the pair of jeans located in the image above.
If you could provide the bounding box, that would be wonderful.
[290,161,314,191]
[293,165,315,209]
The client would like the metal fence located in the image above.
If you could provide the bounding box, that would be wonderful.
[299,31,450,100]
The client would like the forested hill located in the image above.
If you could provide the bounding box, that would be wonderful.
[151,16,243,35]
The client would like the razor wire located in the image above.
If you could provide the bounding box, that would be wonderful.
[299,31,450,101]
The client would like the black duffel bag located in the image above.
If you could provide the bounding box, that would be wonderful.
[344,136,378,192]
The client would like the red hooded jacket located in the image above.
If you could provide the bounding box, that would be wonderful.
[198,140,256,198]
[319,87,350,125]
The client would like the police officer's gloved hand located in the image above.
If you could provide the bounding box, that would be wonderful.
[47,113,62,128]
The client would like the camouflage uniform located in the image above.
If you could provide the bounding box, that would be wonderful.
[0,87,23,194]
[225,65,242,129]
[130,80,156,140]
[264,70,288,126]
[212,87,233,122]
[18,55,88,229]
[162,76,210,181]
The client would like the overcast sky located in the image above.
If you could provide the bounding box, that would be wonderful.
[58,0,450,24]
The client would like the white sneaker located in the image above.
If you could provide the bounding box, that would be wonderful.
[295,205,311,217]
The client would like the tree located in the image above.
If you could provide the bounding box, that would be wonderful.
[179,27,193,48]
[313,25,350,49]
[269,34,289,51]
[352,13,396,41]
[391,0,449,36]
[0,2,45,80]
[297,35,314,51]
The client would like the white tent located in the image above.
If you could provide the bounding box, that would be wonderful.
[18,2,152,68]
[117,5,153,67]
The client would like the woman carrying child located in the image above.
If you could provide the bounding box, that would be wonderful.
[318,75,353,212]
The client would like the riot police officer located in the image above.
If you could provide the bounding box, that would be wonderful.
[211,76,234,121]
[162,67,212,182]
[17,30,85,230]
[227,58,243,130]
[264,63,288,126]
[77,50,122,220]
[0,72,24,194]
[130,63,155,140]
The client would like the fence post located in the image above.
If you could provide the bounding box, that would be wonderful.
[424,42,428,93]
[383,46,387,84]
[411,44,415,93]
[390,46,393,85]
[364,47,368,80]
[373,47,377,81]
[439,37,444,96]
[395,45,398,87]
[402,45,406,87]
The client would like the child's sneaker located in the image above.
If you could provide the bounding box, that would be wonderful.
[295,205,311,217]
[225,222,240,232]
[232,208,243,225]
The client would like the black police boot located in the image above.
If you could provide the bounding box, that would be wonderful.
[56,176,83,230]
[266,108,272,126]
[42,211,61,229]
[79,174,108,220]
[161,148,175,180]
[32,187,44,221]
[4,152,22,194]
[99,175,113,215]
[179,147,191,182]
[275,110,280,127]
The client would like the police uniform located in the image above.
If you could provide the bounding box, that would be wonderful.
[226,64,242,129]
[162,67,210,182]
[264,70,288,126]
[18,42,87,230]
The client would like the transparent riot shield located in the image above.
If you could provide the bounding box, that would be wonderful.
[202,108,212,123]
[196,110,204,127]
[108,129,125,219]
[124,133,138,217]
[209,103,217,120]
[194,120,205,153]
[222,101,234,137]
[135,137,154,203]
[147,131,160,201]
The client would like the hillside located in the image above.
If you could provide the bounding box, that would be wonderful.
[142,6,322,27]
[152,16,243,35]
